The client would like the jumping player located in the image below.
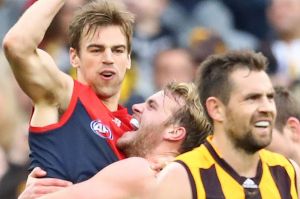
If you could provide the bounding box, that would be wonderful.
[3,0,135,183]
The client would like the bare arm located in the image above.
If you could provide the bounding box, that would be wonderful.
[2,0,73,113]
[18,168,72,199]
[39,157,156,199]
[150,162,193,199]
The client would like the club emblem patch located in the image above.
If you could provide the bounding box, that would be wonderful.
[112,117,121,127]
[90,120,113,140]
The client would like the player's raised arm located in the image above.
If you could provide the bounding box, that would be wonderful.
[2,0,72,107]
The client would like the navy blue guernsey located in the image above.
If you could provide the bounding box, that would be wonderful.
[29,80,133,183]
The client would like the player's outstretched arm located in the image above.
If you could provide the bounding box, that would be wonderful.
[2,0,72,108]
[39,157,157,199]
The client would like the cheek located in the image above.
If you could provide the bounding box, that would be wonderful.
[236,107,255,124]
[225,108,242,124]
[139,117,158,133]
[272,104,277,117]
[117,56,130,70]
[225,109,251,133]
[81,60,98,75]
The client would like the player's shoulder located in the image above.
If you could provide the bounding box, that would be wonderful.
[260,149,292,166]
[158,161,189,180]
[108,157,156,196]
[117,157,154,175]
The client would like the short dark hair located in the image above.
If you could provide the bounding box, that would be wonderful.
[274,86,300,132]
[197,50,268,122]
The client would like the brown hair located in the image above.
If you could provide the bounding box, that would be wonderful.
[274,86,300,132]
[69,0,134,53]
[164,82,211,153]
[197,50,268,122]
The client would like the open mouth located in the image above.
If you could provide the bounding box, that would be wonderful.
[130,118,140,130]
[254,121,270,128]
[100,71,115,78]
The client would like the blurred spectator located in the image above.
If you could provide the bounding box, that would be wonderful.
[160,1,193,47]
[153,48,196,91]
[23,0,88,73]
[123,0,178,98]
[188,27,227,66]
[172,0,201,12]
[221,0,270,40]
[192,0,259,50]
[267,86,300,166]
[0,0,26,45]
[262,0,300,86]
[120,60,144,114]
[290,79,300,101]
[0,52,30,199]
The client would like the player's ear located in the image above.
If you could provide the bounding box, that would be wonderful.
[165,126,186,141]
[70,48,80,69]
[286,117,300,142]
[206,96,224,122]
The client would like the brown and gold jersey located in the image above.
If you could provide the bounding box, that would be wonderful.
[176,137,298,199]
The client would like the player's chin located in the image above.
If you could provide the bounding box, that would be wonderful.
[117,131,136,148]
[255,136,272,149]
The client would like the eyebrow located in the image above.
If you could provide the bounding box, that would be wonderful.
[86,44,126,49]
[243,90,275,99]
[112,45,126,49]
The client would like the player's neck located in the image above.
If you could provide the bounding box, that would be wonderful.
[146,151,179,166]
[76,76,121,111]
[211,134,260,178]
[293,152,300,167]
[101,96,120,112]
[97,90,121,112]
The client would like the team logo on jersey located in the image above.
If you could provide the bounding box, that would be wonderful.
[243,178,258,189]
[90,120,113,140]
[112,117,121,127]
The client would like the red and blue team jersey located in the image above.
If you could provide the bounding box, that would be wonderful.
[29,80,133,183]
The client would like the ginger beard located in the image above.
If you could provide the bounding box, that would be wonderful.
[117,121,166,158]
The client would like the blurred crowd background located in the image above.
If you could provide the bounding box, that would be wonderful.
[1,0,300,198]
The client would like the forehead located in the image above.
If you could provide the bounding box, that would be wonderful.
[148,90,181,114]
[271,0,300,5]
[156,50,193,69]
[81,25,127,47]
[269,0,300,10]
[229,68,274,96]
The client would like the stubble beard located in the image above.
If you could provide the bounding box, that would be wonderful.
[227,127,272,155]
[117,124,162,158]
[224,110,272,155]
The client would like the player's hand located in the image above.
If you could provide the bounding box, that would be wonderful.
[18,167,72,199]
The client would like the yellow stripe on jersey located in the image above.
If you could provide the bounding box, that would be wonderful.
[175,136,298,199]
